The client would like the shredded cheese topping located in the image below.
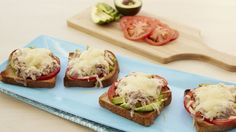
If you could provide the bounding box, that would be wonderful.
[11,48,59,80]
[193,83,236,120]
[116,72,164,98]
[68,48,111,77]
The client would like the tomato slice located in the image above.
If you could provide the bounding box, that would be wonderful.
[211,118,236,126]
[37,67,60,80]
[66,69,97,81]
[37,58,60,80]
[183,89,236,126]
[120,16,133,29]
[183,90,193,114]
[108,82,116,102]
[145,21,174,46]
[170,29,179,41]
[120,16,156,40]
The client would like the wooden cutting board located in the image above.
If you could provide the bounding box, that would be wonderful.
[67,7,236,72]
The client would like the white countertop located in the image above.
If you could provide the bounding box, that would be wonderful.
[0,0,236,131]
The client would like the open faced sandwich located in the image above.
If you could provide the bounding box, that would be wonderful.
[64,48,119,88]
[184,83,236,132]
[0,48,60,88]
[99,72,171,126]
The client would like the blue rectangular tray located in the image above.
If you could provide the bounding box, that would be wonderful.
[0,35,235,132]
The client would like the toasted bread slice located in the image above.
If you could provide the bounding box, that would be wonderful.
[194,117,236,132]
[99,86,172,126]
[64,51,119,87]
[0,66,56,88]
[0,49,60,88]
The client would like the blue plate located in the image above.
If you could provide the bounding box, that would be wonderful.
[0,35,235,132]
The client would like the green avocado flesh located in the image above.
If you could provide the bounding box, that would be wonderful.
[134,100,162,112]
[112,94,163,112]
[120,103,130,109]
[91,3,121,24]
[114,0,142,16]
[111,96,125,104]
[109,65,114,72]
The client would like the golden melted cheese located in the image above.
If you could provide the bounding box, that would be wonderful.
[193,83,236,120]
[16,48,53,68]
[68,48,109,76]
[116,72,164,98]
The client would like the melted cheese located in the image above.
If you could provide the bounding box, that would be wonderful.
[116,72,164,98]
[193,83,236,120]
[10,48,58,80]
[16,48,53,68]
[68,48,109,76]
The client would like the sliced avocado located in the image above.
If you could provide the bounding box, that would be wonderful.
[120,103,131,110]
[114,15,121,21]
[91,7,113,24]
[91,7,105,24]
[97,3,121,21]
[134,100,162,112]
[97,3,114,15]
[114,0,142,16]
[111,96,125,105]
[157,94,164,101]
[110,10,118,17]
[109,65,114,72]
[91,3,121,24]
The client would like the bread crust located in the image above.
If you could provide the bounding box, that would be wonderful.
[0,66,56,88]
[99,86,171,126]
[194,117,236,132]
[64,50,119,88]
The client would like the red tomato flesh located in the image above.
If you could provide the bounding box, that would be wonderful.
[37,67,60,80]
[120,16,156,40]
[145,21,174,46]
[120,16,179,46]
[66,69,97,81]
[108,82,116,102]
[37,58,60,80]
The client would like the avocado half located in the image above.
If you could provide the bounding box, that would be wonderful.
[114,0,142,16]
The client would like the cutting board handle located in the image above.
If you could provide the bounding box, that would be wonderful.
[166,46,236,72]
[198,47,236,71]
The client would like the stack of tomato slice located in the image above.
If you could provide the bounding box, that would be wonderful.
[120,16,178,46]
